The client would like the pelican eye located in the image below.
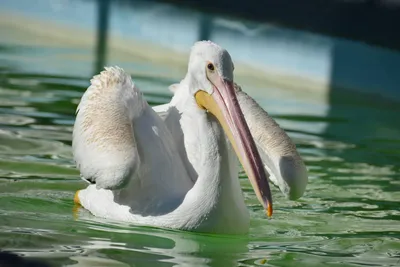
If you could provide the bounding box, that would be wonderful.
[207,63,215,71]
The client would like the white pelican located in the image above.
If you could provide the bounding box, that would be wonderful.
[72,41,308,235]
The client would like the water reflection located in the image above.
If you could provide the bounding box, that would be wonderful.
[325,87,400,168]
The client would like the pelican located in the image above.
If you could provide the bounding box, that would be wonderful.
[72,41,308,235]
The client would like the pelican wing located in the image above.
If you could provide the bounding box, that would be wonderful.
[234,84,308,200]
[73,67,142,190]
[73,67,193,196]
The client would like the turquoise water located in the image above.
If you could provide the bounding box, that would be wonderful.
[1,5,400,267]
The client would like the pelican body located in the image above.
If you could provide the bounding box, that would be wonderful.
[73,41,308,235]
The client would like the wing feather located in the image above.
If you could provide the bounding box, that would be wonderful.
[234,84,308,200]
[73,67,142,190]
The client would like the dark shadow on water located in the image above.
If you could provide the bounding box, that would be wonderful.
[0,251,52,267]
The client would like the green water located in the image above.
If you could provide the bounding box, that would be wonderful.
[1,33,400,267]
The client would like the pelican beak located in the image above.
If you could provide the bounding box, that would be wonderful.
[195,77,273,217]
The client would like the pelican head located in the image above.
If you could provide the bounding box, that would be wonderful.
[185,41,273,216]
